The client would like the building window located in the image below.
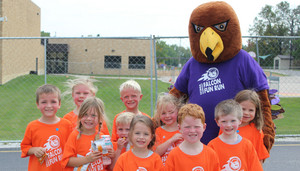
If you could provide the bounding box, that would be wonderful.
[104,56,121,69]
[128,56,145,69]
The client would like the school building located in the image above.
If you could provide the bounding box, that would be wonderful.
[0,0,44,85]
[0,0,153,85]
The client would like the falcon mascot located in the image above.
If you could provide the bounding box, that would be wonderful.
[170,1,275,152]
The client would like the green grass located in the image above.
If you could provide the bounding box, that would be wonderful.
[0,75,299,140]
[0,74,171,140]
[273,97,300,134]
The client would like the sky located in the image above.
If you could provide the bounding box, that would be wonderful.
[31,0,298,38]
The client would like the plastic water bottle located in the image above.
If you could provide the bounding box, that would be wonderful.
[101,135,112,165]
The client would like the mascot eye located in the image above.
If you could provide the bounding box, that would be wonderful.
[213,20,229,32]
[192,23,204,33]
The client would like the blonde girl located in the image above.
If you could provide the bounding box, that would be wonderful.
[235,89,270,163]
[113,115,163,171]
[152,93,183,165]
[63,78,109,135]
[61,97,114,171]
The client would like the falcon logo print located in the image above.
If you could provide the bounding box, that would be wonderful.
[198,67,219,81]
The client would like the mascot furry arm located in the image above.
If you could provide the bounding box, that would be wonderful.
[170,1,275,151]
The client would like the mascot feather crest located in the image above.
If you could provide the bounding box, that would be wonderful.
[189,1,241,63]
[170,1,275,152]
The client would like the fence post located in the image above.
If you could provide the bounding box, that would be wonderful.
[255,37,260,66]
[289,39,292,69]
[44,38,47,84]
[153,36,158,110]
[36,57,38,75]
[150,35,154,117]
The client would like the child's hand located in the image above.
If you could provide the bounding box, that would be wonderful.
[32,147,46,158]
[107,146,115,158]
[117,137,128,150]
[86,151,102,163]
[172,133,183,143]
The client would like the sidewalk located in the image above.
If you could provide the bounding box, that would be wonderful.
[1,135,299,149]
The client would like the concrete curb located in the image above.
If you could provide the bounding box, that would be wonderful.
[1,135,300,149]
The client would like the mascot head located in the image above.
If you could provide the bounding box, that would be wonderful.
[189,1,242,63]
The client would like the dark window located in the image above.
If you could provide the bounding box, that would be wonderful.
[46,44,68,74]
[128,56,145,69]
[104,56,121,69]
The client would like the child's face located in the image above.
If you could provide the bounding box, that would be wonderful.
[160,103,178,126]
[130,122,152,149]
[37,93,61,118]
[179,115,206,144]
[120,88,143,111]
[80,107,99,133]
[117,123,130,140]
[239,100,256,125]
[72,84,94,108]
[216,113,241,136]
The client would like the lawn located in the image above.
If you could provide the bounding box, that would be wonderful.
[273,97,300,134]
[0,74,298,140]
[0,74,171,140]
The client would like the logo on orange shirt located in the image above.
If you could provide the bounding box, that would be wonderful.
[222,156,242,171]
[44,135,60,150]
[192,166,204,171]
[137,167,147,171]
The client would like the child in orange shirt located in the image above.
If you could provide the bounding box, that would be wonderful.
[235,90,270,163]
[63,78,109,135]
[111,80,150,142]
[152,93,183,165]
[112,112,135,161]
[113,115,163,171]
[208,99,263,171]
[61,97,114,171]
[21,84,73,171]
[164,104,220,171]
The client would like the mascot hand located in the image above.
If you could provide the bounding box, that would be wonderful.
[258,89,275,152]
[169,86,186,99]
[263,134,275,153]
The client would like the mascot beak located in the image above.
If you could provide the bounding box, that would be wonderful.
[199,27,224,61]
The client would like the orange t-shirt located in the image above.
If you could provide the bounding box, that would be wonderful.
[113,150,163,171]
[208,136,263,171]
[112,141,132,155]
[154,127,182,165]
[63,110,110,135]
[111,111,149,142]
[61,130,107,171]
[21,118,72,171]
[239,123,269,160]
[219,123,270,160]
[164,145,220,171]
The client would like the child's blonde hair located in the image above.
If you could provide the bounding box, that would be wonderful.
[178,104,205,125]
[77,97,107,140]
[153,93,183,128]
[235,90,264,131]
[119,79,142,94]
[129,115,155,149]
[63,78,98,96]
[62,78,98,109]
[116,112,135,126]
[36,84,61,103]
[215,99,242,121]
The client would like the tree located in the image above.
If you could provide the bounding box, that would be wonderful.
[156,40,191,67]
[41,31,50,37]
[249,1,300,36]
[247,1,300,68]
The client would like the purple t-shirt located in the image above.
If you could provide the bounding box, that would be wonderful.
[175,49,269,144]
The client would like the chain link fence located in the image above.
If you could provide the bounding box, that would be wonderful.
[0,36,299,142]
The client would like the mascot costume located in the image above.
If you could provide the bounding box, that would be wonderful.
[170,1,275,152]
